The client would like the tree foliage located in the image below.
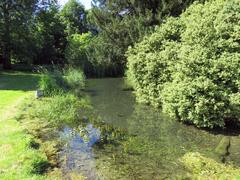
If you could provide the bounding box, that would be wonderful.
[60,0,88,35]
[88,0,198,75]
[34,4,67,65]
[65,32,93,76]
[0,0,199,76]
[0,0,38,69]
[0,0,65,69]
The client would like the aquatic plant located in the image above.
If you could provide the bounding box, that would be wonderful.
[181,152,240,178]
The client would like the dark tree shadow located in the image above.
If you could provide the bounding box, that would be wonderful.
[0,71,41,91]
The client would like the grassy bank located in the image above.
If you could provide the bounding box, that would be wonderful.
[0,71,50,179]
[0,71,40,116]
[0,70,88,179]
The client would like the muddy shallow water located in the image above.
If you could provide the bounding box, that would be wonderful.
[59,78,240,179]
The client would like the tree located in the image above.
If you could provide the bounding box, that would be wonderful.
[88,0,200,75]
[60,0,88,36]
[34,4,67,65]
[0,1,30,69]
[65,33,93,76]
[0,0,56,69]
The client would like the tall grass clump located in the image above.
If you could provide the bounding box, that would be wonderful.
[126,0,240,128]
[38,67,85,96]
[35,66,89,126]
[38,68,66,96]
[64,67,86,91]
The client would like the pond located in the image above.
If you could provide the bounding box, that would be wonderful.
[59,78,240,179]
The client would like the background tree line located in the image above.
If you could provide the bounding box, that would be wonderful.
[0,0,197,77]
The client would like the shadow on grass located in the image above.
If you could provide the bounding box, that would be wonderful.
[0,71,41,91]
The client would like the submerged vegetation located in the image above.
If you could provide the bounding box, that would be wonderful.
[181,152,240,178]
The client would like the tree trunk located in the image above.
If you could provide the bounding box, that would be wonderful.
[2,44,11,70]
[2,9,11,70]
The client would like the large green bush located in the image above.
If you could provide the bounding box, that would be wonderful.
[127,0,240,128]
[126,17,183,107]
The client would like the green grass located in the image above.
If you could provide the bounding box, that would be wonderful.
[0,71,40,116]
[0,120,48,179]
[0,91,26,116]
[0,71,49,179]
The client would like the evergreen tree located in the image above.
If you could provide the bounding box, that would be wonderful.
[88,0,201,75]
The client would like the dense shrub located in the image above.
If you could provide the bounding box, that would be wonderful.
[162,52,240,128]
[127,0,240,128]
[162,0,240,128]
[126,17,183,107]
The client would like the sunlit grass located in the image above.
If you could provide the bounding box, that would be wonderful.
[0,71,40,117]
[0,119,47,180]
[0,90,26,117]
[0,71,49,179]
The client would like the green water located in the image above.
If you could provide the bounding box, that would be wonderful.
[60,78,240,179]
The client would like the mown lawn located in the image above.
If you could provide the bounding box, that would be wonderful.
[0,71,48,179]
[0,71,40,116]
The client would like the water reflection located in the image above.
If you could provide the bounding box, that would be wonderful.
[59,126,101,179]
